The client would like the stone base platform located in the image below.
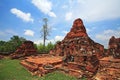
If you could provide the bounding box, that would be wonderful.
[20,55,63,76]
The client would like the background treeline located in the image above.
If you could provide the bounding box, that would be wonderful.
[0,36,26,55]
[0,35,55,55]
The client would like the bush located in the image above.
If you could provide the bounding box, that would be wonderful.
[37,42,55,53]
[37,43,46,53]
[46,42,55,52]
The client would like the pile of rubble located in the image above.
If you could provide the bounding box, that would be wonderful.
[107,36,120,58]
[49,18,104,78]
[11,41,37,59]
[93,36,120,80]
[20,55,62,76]
[93,56,120,80]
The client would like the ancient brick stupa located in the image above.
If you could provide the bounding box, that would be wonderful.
[50,18,104,58]
[49,18,104,78]
[11,41,37,59]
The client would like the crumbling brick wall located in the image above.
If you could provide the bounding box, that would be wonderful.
[107,36,120,58]
[11,41,37,59]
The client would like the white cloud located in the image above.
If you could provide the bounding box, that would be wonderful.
[34,39,54,45]
[55,35,64,41]
[64,0,120,22]
[31,0,56,17]
[10,8,34,22]
[86,28,91,33]
[95,29,120,41]
[34,35,64,45]
[65,12,73,21]
[48,12,56,18]
[62,30,68,34]
[95,29,120,48]
[24,30,34,36]
[34,40,43,45]
[86,26,96,33]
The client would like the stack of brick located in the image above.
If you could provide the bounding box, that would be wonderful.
[11,41,37,59]
[107,36,120,58]
[49,18,104,78]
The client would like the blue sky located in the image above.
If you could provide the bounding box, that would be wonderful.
[0,0,120,48]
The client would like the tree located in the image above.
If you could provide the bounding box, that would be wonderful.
[0,35,26,55]
[10,35,26,49]
[46,42,55,51]
[0,41,6,46]
[41,18,50,47]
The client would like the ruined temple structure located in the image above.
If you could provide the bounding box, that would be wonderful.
[94,36,120,79]
[93,56,120,80]
[20,18,120,79]
[20,55,63,77]
[11,41,37,59]
[107,36,120,58]
[50,18,104,59]
[93,36,120,79]
[49,18,104,78]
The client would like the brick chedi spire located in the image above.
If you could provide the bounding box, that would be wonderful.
[64,18,88,40]
[50,18,104,59]
[49,18,104,78]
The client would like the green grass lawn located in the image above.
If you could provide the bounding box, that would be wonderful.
[0,58,78,80]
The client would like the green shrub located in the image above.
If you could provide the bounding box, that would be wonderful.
[37,42,55,53]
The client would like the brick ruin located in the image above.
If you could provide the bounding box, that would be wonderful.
[20,55,63,76]
[93,56,120,80]
[11,41,37,59]
[50,18,104,59]
[20,18,104,79]
[107,36,120,58]
[49,18,104,78]
[93,36,120,80]
[20,18,120,79]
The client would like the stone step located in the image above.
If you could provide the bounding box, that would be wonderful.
[20,61,38,72]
